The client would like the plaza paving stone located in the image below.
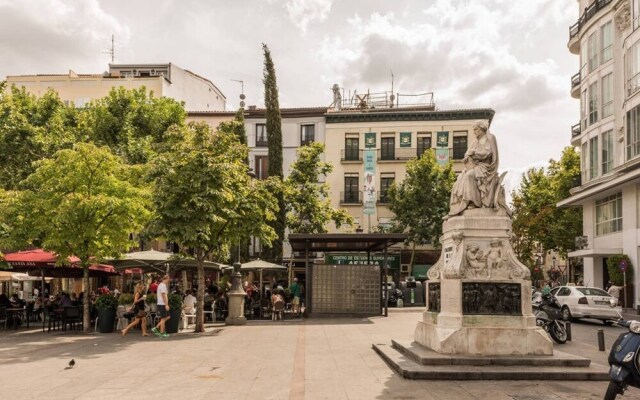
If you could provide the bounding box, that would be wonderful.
[0,310,639,399]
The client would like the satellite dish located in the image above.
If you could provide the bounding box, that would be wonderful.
[240,94,246,100]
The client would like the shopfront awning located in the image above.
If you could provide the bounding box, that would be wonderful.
[568,248,623,258]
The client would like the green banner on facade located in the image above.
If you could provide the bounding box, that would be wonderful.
[365,132,376,148]
[363,149,376,215]
[435,148,449,166]
[436,131,449,147]
[399,132,411,147]
[325,253,401,269]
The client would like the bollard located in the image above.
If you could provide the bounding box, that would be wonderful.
[598,329,606,351]
[566,321,572,342]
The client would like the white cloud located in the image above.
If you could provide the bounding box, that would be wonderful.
[285,0,333,33]
[0,0,130,74]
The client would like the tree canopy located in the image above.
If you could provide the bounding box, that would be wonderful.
[262,43,286,263]
[285,142,352,233]
[511,146,583,265]
[387,151,455,265]
[149,121,278,332]
[0,143,150,332]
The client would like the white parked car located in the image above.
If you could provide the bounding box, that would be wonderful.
[549,286,621,325]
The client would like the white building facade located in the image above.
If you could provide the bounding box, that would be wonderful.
[560,0,640,307]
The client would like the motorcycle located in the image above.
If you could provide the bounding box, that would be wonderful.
[605,298,640,400]
[532,292,568,344]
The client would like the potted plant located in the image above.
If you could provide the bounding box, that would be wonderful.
[118,293,134,307]
[165,293,183,334]
[145,293,157,312]
[94,294,118,333]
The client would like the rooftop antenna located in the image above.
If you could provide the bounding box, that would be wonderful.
[389,69,395,108]
[103,34,115,63]
[230,79,245,108]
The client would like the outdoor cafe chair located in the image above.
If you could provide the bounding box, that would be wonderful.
[0,307,7,330]
[62,306,82,331]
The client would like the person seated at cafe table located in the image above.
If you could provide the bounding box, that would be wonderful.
[183,290,196,315]
[10,294,25,307]
[0,293,12,307]
[57,293,72,308]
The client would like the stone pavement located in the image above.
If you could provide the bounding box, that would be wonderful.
[1,309,639,400]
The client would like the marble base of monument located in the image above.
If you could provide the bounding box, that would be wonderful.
[415,208,553,356]
[225,292,247,326]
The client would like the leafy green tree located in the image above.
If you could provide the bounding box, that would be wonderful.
[0,86,80,189]
[387,151,455,267]
[0,143,150,332]
[285,142,353,233]
[262,43,286,263]
[78,86,186,164]
[511,147,583,266]
[149,121,278,332]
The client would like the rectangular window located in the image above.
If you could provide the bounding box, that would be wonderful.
[381,137,395,160]
[602,130,613,174]
[627,104,640,160]
[581,142,588,182]
[596,193,623,235]
[588,32,598,73]
[602,73,613,118]
[452,135,467,160]
[589,81,598,125]
[255,156,268,180]
[344,136,360,161]
[627,40,640,96]
[300,124,315,146]
[343,175,359,203]
[601,21,613,64]
[379,174,395,203]
[589,136,599,179]
[581,89,588,129]
[417,134,432,158]
[255,124,267,147]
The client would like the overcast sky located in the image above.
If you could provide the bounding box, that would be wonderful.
[0,0,578,187]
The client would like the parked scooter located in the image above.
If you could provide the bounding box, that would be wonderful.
[604,298,640,399]
[532,291,568,344]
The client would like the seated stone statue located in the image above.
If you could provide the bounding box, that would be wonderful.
[448,120,510,217]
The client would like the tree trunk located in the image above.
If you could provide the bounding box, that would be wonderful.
[82,264,90,334]
[195,249,205,333]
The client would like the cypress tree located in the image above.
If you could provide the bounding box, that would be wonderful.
[262,43,285,263]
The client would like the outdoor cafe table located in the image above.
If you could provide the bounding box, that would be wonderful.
[6,307,27,330]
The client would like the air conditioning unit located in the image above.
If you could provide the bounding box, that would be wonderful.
[401,264,410,273]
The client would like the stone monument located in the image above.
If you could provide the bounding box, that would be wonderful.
[414,120,553,356]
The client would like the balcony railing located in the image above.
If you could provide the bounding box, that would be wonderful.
[571,123,581,138]
[340,191,362,204]
[341,149,363,162]
[569,0,613,39]
[255,139,268,147]
[377,147,432,161]
[571,72,581,89]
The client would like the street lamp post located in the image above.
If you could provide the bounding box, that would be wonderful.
[226,168,255,326]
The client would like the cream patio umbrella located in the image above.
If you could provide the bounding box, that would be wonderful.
[240,259,287,299]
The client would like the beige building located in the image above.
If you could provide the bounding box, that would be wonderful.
[323,106,495,234]
[559,0,640,306]
[6,63,226,112]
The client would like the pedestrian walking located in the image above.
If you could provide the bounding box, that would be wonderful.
[121,283,149,337]
[608,282,625,307]
[152,275,171,338]
[290,278,301,315]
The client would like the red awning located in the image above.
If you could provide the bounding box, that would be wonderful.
[3,249,118,277]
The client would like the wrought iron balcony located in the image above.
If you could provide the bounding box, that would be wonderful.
[571,123,581,138]
[571,72,581,89]
[341,149,363,162]
[377,147,421,161]
[340,191,362,204]
[569,0,613,40]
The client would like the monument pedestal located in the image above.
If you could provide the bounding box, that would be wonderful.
[415,208,552,356]
[225,263,247,326]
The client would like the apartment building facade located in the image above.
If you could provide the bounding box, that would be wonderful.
[6,63,226,112]
[559,0,640,306]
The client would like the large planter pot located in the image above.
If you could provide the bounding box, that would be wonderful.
[165,309,182,334]
[97,309,117,333]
